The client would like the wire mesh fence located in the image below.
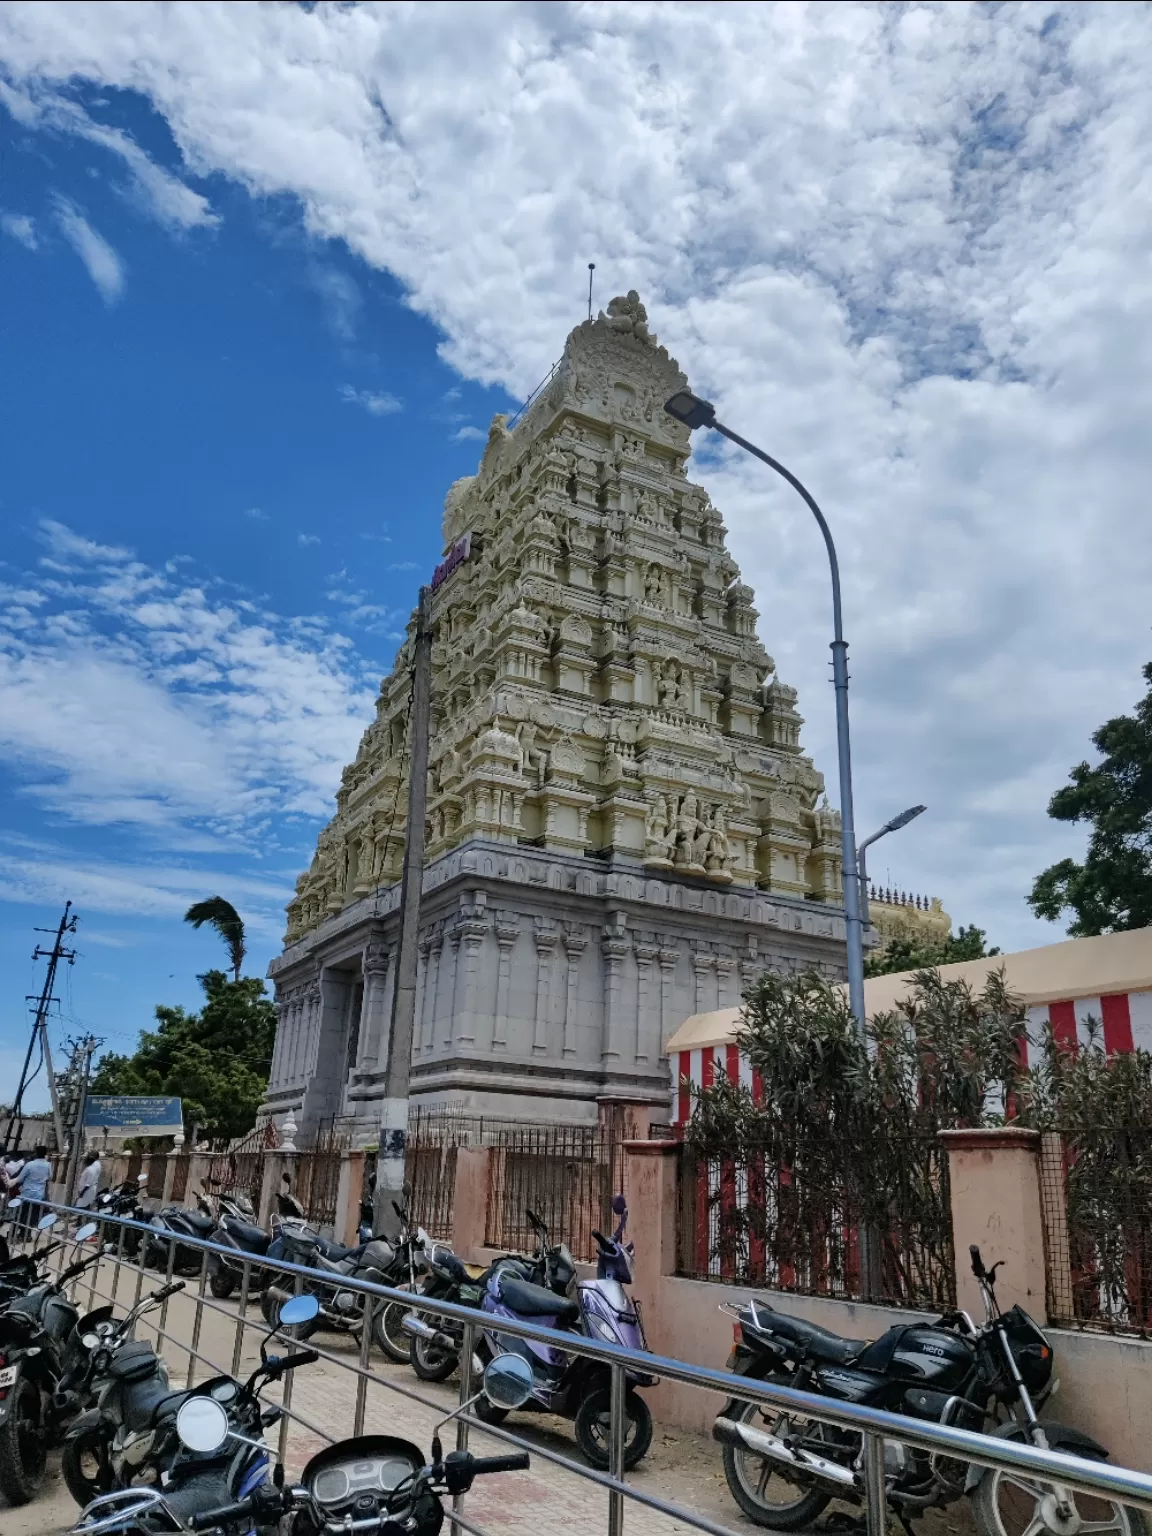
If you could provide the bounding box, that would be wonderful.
[206,1121,278,1210]
[677,1135,955,1309]
[1040,1127,1152,1335]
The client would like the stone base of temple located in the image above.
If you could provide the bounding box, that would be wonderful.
[261,837,848,1144]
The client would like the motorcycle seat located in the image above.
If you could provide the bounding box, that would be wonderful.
[122,1377,190,1431]
[434,1251,470,1285]
[497,1275,580,1323]
[224,1218,270,1254]
[181,1211,216,1235]
[753,1306,866,1365]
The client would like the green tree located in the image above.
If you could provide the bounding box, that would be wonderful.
[91,971,276,1141]
[1029,661,1152,935]
[864,923,998,978]
[184,897,247,982]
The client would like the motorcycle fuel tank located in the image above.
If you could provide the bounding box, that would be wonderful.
[886,1327,973,1391]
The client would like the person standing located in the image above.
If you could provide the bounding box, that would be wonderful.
[75,1150,103,1211]
[13,1145,52,1236]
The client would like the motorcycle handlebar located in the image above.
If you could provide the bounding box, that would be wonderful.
[150,1280,186,1304]
[468,1454,531,1474]
[188,1497,259,1530]
[59,1252,101,1284]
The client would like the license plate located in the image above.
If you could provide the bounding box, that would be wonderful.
[0,1365,18,1388]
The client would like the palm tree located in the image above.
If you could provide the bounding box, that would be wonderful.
[184,897,246,982]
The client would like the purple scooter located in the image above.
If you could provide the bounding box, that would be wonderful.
[477,1196,654,1469]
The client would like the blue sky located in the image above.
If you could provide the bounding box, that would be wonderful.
[3,2,1152,1108]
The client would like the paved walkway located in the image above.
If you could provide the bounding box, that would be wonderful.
[0,1256,975,1536]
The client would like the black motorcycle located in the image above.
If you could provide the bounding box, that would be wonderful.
[714,1243,1141,1536]
[0,1213,101,1504]
[68,1349,534,1536]
[206,1186,306,1301]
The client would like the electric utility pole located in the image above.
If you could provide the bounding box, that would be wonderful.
[375,587,433,1236]
[4,902,77,1155]
[64,1034,100,1205]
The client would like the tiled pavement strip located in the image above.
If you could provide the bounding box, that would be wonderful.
[0,1255,974,1536]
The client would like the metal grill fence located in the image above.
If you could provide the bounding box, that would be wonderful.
[291,1117,349,1229]
[206,1121,277,1210]
[677,1135,956,1310]
[485,1125,625,1262]
[1040,1127,1152,1335]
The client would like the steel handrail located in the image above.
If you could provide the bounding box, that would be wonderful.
[24,1199,1152,1531]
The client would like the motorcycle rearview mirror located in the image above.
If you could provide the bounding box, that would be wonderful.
[176,1396,230,1454]
[75,1222,98,1242]
[969,1244,986,1279]
[482,1353,534,1410]
[137,1172,149,1184]
[5,1198,21,1212]
[611,1194,627,1216]
[37,1212,58,1231]
[278,1295,320,1328]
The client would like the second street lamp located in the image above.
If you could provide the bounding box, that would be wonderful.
[858,805,927,928]
[665,389,870,1042]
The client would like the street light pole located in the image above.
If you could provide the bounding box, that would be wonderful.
[664,392,869,1038]
[858,805,928,930]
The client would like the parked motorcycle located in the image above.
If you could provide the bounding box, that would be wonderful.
[714,1242,1142,1536]
[66,1293,321,1534]
[471,1199,654,1469]
[260,1197,429,1360]
[69,1347,534,1536]
[0,1212,102,1504]
[59,1278,188,1506]
[404,1222,562,1384]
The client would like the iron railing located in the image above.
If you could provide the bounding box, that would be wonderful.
[1040,1128,1152,1336]
[25,1197,1152,1536]
[485,1125,625,1262]
[677,1136,956,1309]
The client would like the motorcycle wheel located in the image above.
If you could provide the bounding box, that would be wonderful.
[719,1391,832,1530]
[409,1328,459,1383]
[473,1395,509,1426]
[373,1295,418,1365]
[0,1376,48,1506]
[972,1437,1148,1536]
[62,1427,114,1507]
[209,1270,236,1300]
[574,1387,653,1472]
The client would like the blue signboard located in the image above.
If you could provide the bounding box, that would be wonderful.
[84,1096,183,1137]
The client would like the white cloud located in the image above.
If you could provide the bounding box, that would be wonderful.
[53,197,124,302]
[312,267,361,340]
[0,77,216,231]
[1,209,36,247]
[0,523,376,845]
[244,507,268,521]
[451,425,485,442]
[339,384,402,416]
[297,533,321,547]
[2,2,1152,945]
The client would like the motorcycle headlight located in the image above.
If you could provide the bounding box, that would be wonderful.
[587,1314,617,1344]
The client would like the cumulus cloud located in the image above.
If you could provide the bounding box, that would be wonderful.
[0,521,376,842]
[312,267,361,340]
[3,2,1152,944]
[339,384,402,416]
[451,425,486,441]
[53,196,124,302]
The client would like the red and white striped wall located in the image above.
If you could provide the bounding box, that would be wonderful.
[673,990,1152,1125]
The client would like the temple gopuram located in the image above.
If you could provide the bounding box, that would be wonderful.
[263,293,850,1141]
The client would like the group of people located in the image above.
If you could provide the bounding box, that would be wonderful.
[1,1145,103,1232]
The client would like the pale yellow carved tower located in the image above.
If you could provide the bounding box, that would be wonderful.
[267,293,849,1135]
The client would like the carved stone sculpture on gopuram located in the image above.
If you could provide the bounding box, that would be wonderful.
[263,291,848,1141]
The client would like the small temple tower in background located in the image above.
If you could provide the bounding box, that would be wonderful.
[263,292,850,1141]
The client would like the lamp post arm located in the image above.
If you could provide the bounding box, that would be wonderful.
[711,422,845,642]
[710,415,864,1038]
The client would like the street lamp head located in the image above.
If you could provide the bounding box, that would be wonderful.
[664,391,716,431]
[885,804,927,834]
